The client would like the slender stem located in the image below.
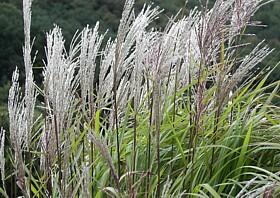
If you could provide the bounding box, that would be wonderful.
[171,65,179,173]
[90,99,95,197]
[132,110,137,185]
[28,150,32,197]
[210,108,220,177]
[91,142,94,196]
[113,42,121,180]
[187,64,193,164]
[210,33,225,177]
[113,74,121,180]
[54,115,62,192]
[43,97,52,196]
[146,78,153,198]
[153,77,161,197]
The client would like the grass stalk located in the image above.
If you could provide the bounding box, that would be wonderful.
[145,77,153,198]
[210,33,225,177]
[53,115,62,193]
[132,109,137,185]
[113,78,121,180]
[153,76,161,197]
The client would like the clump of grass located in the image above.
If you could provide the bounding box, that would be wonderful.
[1,0,279,197]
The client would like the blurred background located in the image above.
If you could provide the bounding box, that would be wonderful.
[0,0,279,129]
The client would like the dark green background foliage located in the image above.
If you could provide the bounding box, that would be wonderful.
[0,0,279,127]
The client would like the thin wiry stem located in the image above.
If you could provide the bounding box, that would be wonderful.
[54,114,62,191]
[112,0,135,179]
[112,63,121,179]
[154,77,161,198]
[0,128,5,192]
[132,109,137,185]
[145,75,153,198]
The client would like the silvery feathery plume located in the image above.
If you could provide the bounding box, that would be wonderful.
[143,34,162,92]
[212,41,273,110]
[207,0,275,110]
[148,17,195,121]
[131,31,147,109]
[160,15,199,95]
[8,68,27,192]
[228,41,273,90]
[116,0,135,57]
[7,1,36,190]
[43,26,79,136]
[134,31,158,105]
[160,20,185,99]
[8,69,27,150]
[42,26,80,186]
[97,39,115,108]
[137,31,160,110]
[23,0,32,77]
[115,3,161,87]
[111,0,135,139]
[79,23,105,118]
[176,9,201,87]
[23,0,36,147]
[0,128,5,189]
[113,0,134,89]
[43,26,79,133]
[230,0,273,37]
[129,5,161,109]
[106,2,161,128]
[143,17,186,105]
[195,0,235,65]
